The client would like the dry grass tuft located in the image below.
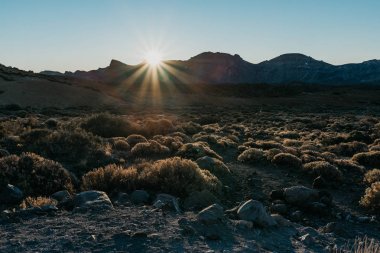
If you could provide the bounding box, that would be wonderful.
[352,151,380,168]
[20,196,57,209]
[360,182,380,210]
[271,153,302,169]
[303,161,342,181]
[130,140,170,158]
[364,169,380,185]
[237,148,266,163]
[81,164,139,194]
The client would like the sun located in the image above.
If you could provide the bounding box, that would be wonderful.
[144,50,162,66]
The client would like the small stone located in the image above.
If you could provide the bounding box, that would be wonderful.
[130,190,149,204]
[197,204,224,224]
[0,184,24,205]
[299,233,314,244]
[237,200,276,227]
[283,186,318,205]
[153,193,181,213]
[51,190,71,202]
[73,191,113,212]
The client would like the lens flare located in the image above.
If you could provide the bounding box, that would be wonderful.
[144,50,162,66]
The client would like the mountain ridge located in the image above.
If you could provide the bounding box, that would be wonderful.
[3,52,380,85]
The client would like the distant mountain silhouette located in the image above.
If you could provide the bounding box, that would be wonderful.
[59,52,380,85]
[2,52,379,85]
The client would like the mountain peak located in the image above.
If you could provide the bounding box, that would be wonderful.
[268,53,315,63]
[109,59,128,68]
[189,52,243,62]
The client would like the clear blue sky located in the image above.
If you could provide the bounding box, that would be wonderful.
[1,0,380,72]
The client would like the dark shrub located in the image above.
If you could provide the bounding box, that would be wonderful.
[82,157,222,198]
[271,153,302,169]
[0,153,73,196]
[360,182,380,210]
[143,119,175,136]
[81,164,138,194]
[139,157,221,197]
[196,156,230,179]
[303,161,342,181]
[82,113,139,138]
[176,142,222,160]
[126,134,148,147]
[237,148,266,163]
[328,141,368,157]
[352,151,380,168]
[130,140,170,159]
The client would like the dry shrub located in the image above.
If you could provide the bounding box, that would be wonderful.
[271,153,302,169]
[112,138,130,151]
[81,164,139,194]
[139,157,222,197]
[193,133,218,145]
[82,113,139,138]
[352,151,380,168]
[303,161,342,181]
[20,196,57,209]
[278,131,300,139]
[369,145,380,152]
[265,148,282,160]
[246,140,284,151]
[0,153,73,196]
[125,134,148,147]
[237,148,265,163]
[81,157,222,197]
[153,135,183,152]
[320,152,338,162]
[196,156,230,178]
[301,154,323,164]
[333,159,365,174]
[130,140,170,158]
[180,121,202,135]
[283,139,302,147]
[364,169,380,185]
[143,119,175,136]
[328,141,368,157]
[22,128,102,166]
[176,142,222,160]
[360,182,380,210]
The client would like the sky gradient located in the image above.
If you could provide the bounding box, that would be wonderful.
[1,0,380,72]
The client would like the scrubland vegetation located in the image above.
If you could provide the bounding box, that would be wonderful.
[1,106,380,252]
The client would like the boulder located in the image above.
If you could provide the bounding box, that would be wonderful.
[153,193,181,213]
[73,191,113,211]
[283,186,319,205]
[237,200,276,227]
[197,204,224,224]
[0,184,23,205]
[51,190,73,210]
[270,203,287,214]
[271,214,293,227]
[130,190,149,204]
